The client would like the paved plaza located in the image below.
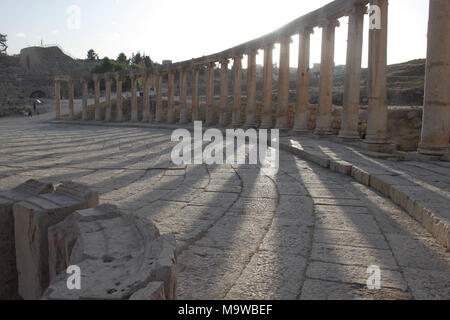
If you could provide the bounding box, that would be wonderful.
[0,115,448,300]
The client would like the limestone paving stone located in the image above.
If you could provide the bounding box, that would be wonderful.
[315,211,381,234]
[14,181,99,300]
[0,180,54,299]
[385,234,450,271]
[306,261,407,291]
[225,250,307,300]
[314,228,389,250]
[311,243,399,270]
[276,195,314,221]
[43,204,177,300]
[300,279,411,300]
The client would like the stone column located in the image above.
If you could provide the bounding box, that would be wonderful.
[232,55,243,127]
[115,74,123,122]
[261,44,274,129]
[179,69,188,124]
[192,66,200,121]
[206,62,216,126]
[155,72,163,123]
[315,20,339,135]
[105,76,112,122]
[131,73,138,122]
[82,79,88,121]
[245,49,258,128]
[68,79,74,120]
[418,0,450,155]
[55,80,61,119]
[219,59,230,126]
[276,36,292,130]
[167,70,176,124]
[365,0,389,144]
[339,5,366,140]
[143,73,151,122]
[293,28,314,133]
[94,75,101,121]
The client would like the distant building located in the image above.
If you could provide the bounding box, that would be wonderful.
[162,60,172,65]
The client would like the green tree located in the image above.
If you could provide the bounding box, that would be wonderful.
[87,49,99,61]
[117,52,128,65]
[131,52,143,65]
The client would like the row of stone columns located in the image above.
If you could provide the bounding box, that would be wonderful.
[55,0,449,155]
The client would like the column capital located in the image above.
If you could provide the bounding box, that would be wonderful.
[263,43,275,51]
[346,2,368,16]
[233,54,243,61]
[278,35,293,45]
[92,74,100,81]
[318,18,340,29]
[299,26,314,36]
[220,58,229,66]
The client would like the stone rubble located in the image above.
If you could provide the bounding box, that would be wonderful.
[43,204,177,300]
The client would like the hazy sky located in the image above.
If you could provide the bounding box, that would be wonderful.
[1,0,429,68]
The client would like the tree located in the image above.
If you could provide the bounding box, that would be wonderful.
[117,52,128,65]
[87,49,99,61]
[0,34,7,55]
[131,52,143,66]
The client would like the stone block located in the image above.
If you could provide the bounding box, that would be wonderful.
[0,180,54,299]
[351,166,370,186]
[42,204,177,300]
[14,182,99,300]
[329,160,353,176]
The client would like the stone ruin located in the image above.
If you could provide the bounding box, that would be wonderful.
[0,180,177,300]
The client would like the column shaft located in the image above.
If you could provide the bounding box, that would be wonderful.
[293,29,313,132]
[167,70,176,124]
[219,59,230,126]
[206,63,216,125]
[179,69,188,124]
[418,0,450,155]
[261,45,274,129]
[365,0,389,143]
[276,37,291,130]
[315,20,339,135]
[143,74,151,122]
[55,80,61,119]
[192,67,200,121]
[68,79,74,120]
[245,50,257,128]
[82,80,88,121]
[340,6,365,140]
[94,77,101,121]
[116,76,123,121]
[155,73,163,123]
[232,56,243,126]
[131,74,138,122]
[105,79,112,122]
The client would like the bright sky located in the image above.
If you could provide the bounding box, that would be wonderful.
[1,0,429,68]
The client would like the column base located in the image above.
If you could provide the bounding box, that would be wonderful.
[314,128,334,136]
[260,115,273,129]
[361,140,396,153]
[418,142,450,156]
[276,116,290,130]
[338,130,360,141]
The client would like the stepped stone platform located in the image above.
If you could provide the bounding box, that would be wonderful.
[0,180,54,299]
[43,204,177,300]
